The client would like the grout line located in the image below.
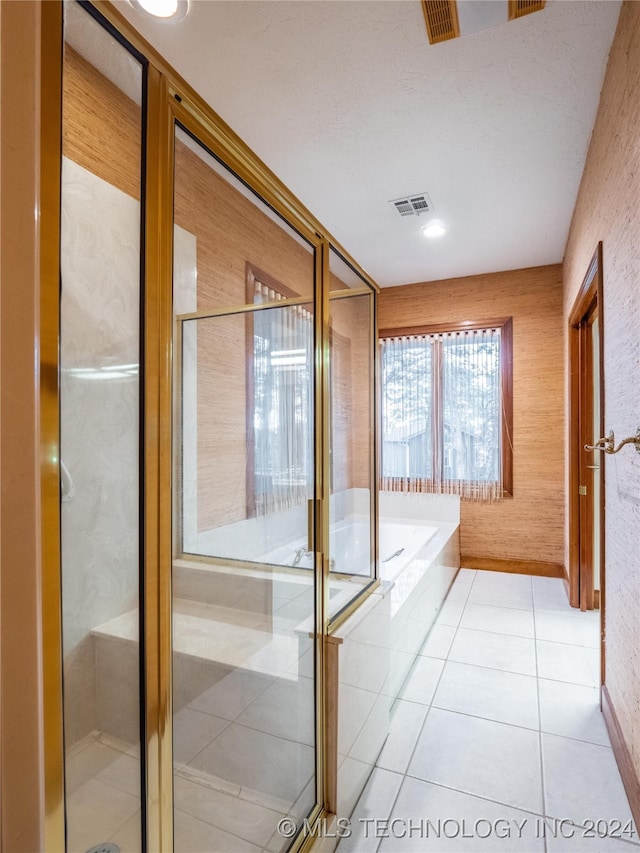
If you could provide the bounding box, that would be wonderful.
[183,716,315,770]
[533,591,549,853]
[421,704,541,736]
[174,719,232,770]
[173,803,283,851]
[462,600,537,616]
[400,774,548,822]
[441,656,537,679]
[105,808,142,847]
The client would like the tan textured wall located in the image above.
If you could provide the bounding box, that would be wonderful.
[331,293,373,493]
[563,0,640,794]
[63,47,140,200]
[380,265,565,565]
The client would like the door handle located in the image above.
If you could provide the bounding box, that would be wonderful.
[586,465,600,469]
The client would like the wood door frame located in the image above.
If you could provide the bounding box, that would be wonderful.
[568,243,605,641]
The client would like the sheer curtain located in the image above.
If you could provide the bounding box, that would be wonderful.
[252,279,313,516]
[381,327,503,501]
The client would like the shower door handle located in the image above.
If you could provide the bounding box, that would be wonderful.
[307,499,314,554]
[61,460,75,502]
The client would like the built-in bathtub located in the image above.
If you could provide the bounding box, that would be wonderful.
[379,521,438,581]
[258,518,438,577]
[329,493,460,822]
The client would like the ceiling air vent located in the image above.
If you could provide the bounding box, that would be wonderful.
[421,0,460,45]
[508,0,546,19]
[422,0,546,44]
[389,193,434,218]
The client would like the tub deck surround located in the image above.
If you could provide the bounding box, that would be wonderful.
[324,493,460,828]
[386,525,460,703]
[328,585,393,821]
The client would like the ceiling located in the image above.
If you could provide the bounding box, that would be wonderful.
[113,0,620,287]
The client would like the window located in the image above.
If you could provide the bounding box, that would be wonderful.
[380,318,513,500]
[246,264,313,516]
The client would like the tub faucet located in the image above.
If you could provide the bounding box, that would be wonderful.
[292,546,312,566]
[382,547,405,563]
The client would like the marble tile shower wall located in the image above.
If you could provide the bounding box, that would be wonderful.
[60,158,197,746]
[60,158,142,745]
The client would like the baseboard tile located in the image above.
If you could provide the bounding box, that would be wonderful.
[460,556,564,578]
[601,684,640,830]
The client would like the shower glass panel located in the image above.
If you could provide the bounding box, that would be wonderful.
[173,125,317,851]
[60,3,143,850]
[328,249,377,619]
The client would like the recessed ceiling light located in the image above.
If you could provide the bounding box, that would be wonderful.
[130,0,189,21]
[420,220,446,239]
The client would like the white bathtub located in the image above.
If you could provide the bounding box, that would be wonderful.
[379,521,438,582]
[258,518,438,580]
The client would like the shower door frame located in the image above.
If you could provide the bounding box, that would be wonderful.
[39,1,380,850]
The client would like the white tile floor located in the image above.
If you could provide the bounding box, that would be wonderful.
[339,570,638,853]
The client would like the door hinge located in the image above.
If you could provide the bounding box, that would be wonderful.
[579,485,587,496]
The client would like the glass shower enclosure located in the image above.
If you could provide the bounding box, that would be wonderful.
[56,3,378,849]
[171,126,378,847]
[171,125,319,846]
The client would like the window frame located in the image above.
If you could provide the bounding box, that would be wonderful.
[379,317,513,497]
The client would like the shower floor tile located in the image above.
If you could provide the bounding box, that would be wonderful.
[187,721,315,809]
[66,777,139,853]
[173,809,262,853]
[174,774,286,847]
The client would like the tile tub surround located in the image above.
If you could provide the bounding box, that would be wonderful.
[332,507,456,824]
[337,571,637,853]
[332,588,392,821]
[379,491,460,526]
[378,489,461,702]
[386,523,460,703]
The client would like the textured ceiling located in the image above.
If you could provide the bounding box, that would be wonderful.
[113,0,620,287]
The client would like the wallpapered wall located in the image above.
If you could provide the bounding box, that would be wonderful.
[380,264,565,568]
